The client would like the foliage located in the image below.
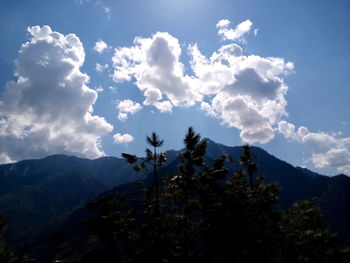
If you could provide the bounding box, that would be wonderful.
[87,127,341,263]
[279,198,337,263]
[121,132,166,217]
[0,214,24,263]
[121,132,168,262]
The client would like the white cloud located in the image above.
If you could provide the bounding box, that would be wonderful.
[117,112,128,121]
[103,7,111,19]
[217,19,253,42]
[95,1,111,19]
[278,120,300,141]
[116,99,142,121]
[95,63,109,72]
[94,39,108,53]
[117,99,143,114]
[154,101,172,113]
[0,153,14,164]
[108,86,117,92]
[112,32,202,111]
[95,86,104,92]
[112,21,293,144]
[113,133,134,144]
[278,121,350,175]
[0,25,113,162]
[189,42,293,144]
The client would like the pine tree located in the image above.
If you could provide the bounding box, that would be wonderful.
[122,132,167,262]
[86,128,341,263]
[239,145,258,191]
[279,198,337,263]
[122,132,166,217]
[86,194,138,262]
[164,127,207,259]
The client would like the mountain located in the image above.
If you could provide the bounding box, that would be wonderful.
[0,154,146,247]
[0,151,179,248]
[201,139,332,208]
[1,139,349,256]
[319,174,350,245]
[296,166,323,177]
[19,140,350,263]
[0,154,146,193]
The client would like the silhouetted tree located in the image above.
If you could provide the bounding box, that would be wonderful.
[87,127,341,263]
[0,214,24,263]
[279,198,337,263]
[122,132,166,217]
[198,146,280,263]
[86,194,138,262]
[121,132,167,262]
[239,145,258,191]
[163,127,208,259]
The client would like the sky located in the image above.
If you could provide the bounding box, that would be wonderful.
[0,0,349,176]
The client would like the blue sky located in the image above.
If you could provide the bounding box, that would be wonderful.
[0,0,349,176]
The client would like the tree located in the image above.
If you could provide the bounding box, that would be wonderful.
[198,146,280,263]
[121,132,167,262]
[239,145,258,191]
[0,214,24,263]
[87,127,340,263]
[86,193,138,262]
[163,127,208,259]
[122,132,166,217]
[279,198,337,263]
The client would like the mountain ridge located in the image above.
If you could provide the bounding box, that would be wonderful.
[0,139,349,250]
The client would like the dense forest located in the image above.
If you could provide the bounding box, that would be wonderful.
[1,127,350,262]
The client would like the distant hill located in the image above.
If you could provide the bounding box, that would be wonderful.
[0,154,145,193]
[203,139,331,208]
[0,139,349,256]
[0,154,145,247]
[0,151,180,248]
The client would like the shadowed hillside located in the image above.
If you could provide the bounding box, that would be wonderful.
[0,138,349,257]
[23,130,350,263]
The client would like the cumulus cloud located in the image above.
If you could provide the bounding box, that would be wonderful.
[107,19,349,174]
[112,20,294,144]
[113,133,134,144]
[112,32,202,112]
[154,101,172,113]
[0,25,113,162]
[189,42,293,144]
[116,99,142,121]
[278,121,350,175]
[217,19,253,42]
[94,39,108,53]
